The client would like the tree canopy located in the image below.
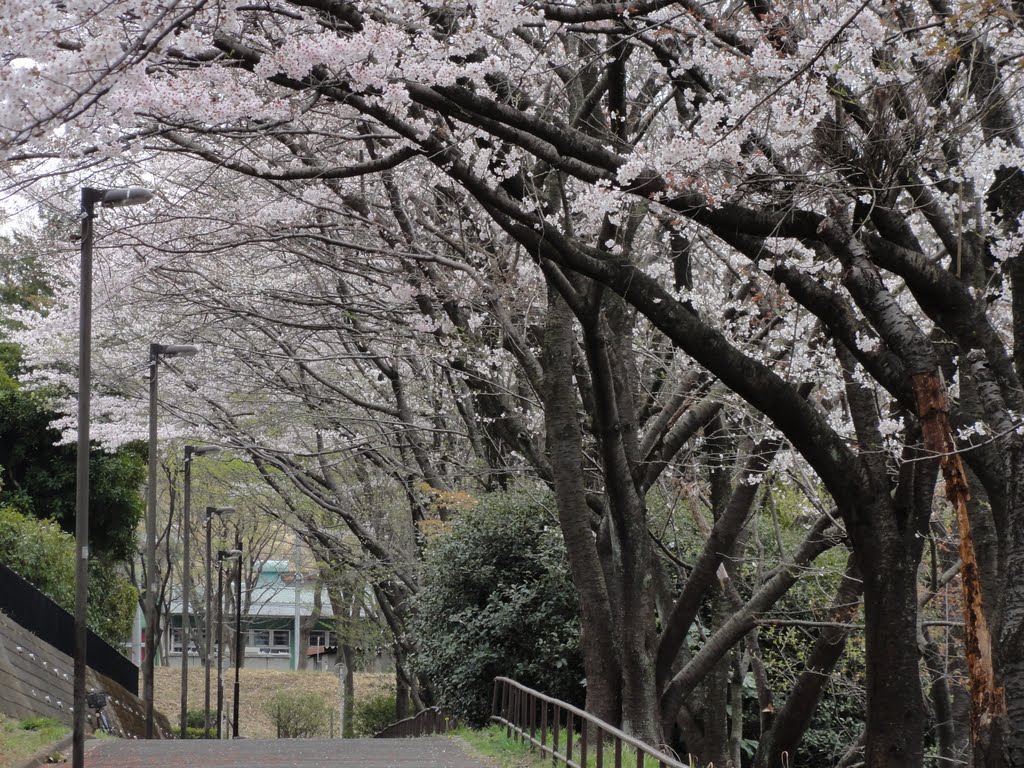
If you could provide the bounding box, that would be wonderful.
[4,1,1024,766]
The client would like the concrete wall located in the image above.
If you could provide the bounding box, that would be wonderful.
[0,611,171,738]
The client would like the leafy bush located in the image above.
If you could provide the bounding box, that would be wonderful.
[0,506,137,647]
[184,709,207,729]
[353,694,397,737]
[266,689,331,738]
[411,491,584,725]
[170,709,214,739]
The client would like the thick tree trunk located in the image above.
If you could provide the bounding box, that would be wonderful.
[542,288,622,725]
[579,298,660,744]
[998,444,1024,766]
[860,551,926,768]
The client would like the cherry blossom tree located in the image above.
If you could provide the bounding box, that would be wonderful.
[6,1,1024,766]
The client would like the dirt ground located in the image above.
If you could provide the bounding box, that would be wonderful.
[152,666,394,739]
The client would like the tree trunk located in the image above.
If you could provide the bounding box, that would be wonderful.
[341,644,355,737]
[396,669,409,721]
[861,550,926,768]
[998,443,1024,766]
[542,288,622,725]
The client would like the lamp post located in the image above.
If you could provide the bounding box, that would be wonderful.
[144,342,199,739]
[233,542,243,739]
[205,506,234,737]
[216,548,242,739]
[179,446,221,738]
[74,186,153,768]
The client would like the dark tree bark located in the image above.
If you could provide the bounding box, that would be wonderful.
[541,286,623,727]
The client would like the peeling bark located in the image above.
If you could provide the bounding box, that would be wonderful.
[911,371,1006,754]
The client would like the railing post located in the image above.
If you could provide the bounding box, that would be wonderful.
[504,683,512,738]
[615,736,623,768]
[596,728,604,768]
[566,711,573,765]
[552,705,560,767]
[541,701,548,756]
[580,716,588,768]
[529,691,536,748]
[512,686,518,740]
[520,686,527,742]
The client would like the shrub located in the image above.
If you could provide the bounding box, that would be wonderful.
[0,506,137,647]
[170,709,214,739]
[353,694,397,737]
[411,491,584,725]
[266,689,331,738]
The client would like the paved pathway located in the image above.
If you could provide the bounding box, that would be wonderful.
[83,736,483,767]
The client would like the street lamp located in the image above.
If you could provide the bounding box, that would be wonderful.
[179,445,221,739]
[216,547,242,739]
[144,342,200,739]
[74,186,153,768]
[205,506,234,736]
[232,543,244,739]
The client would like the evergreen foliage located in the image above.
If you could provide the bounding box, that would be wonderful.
[0,506,137,646]
[412,491,584,725]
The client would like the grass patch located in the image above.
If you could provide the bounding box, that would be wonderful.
[455,725,549,768]
[454,724,687,768]
[0,715,69,767]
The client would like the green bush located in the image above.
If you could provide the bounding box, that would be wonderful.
[266,689,331,738]
[184,709,207,729]
[353,694,397,737]
[0,506,137,647]
[411,491,584,725]
[169,709,214,739]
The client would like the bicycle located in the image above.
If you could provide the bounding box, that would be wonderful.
[86,691,113,735]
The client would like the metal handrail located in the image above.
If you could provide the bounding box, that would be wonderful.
[374,706,457,738]
[491,677,686,768]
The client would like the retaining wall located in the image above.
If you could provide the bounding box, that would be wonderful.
[0,610,172,737]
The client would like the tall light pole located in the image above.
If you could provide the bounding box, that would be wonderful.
[205,506,234,737]
[144,343,199,739]
[179,445,221,738]
[216,548,241,739]
[74,186,153,768]
[233,541,243,739]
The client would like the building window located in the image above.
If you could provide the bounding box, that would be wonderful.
[170,629,198,655]
[249,629,290,652]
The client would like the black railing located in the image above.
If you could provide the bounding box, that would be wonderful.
[375,707,458,738]
[492,677,685,768]
[0,560,138,694]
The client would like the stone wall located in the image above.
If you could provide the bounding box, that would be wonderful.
[0,611,171,738]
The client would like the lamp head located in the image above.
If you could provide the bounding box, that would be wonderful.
[205,506,235,521]
[186,445,222,458]
[100,187,154,208]
[217,548,243,560]
[152,343,200,358]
